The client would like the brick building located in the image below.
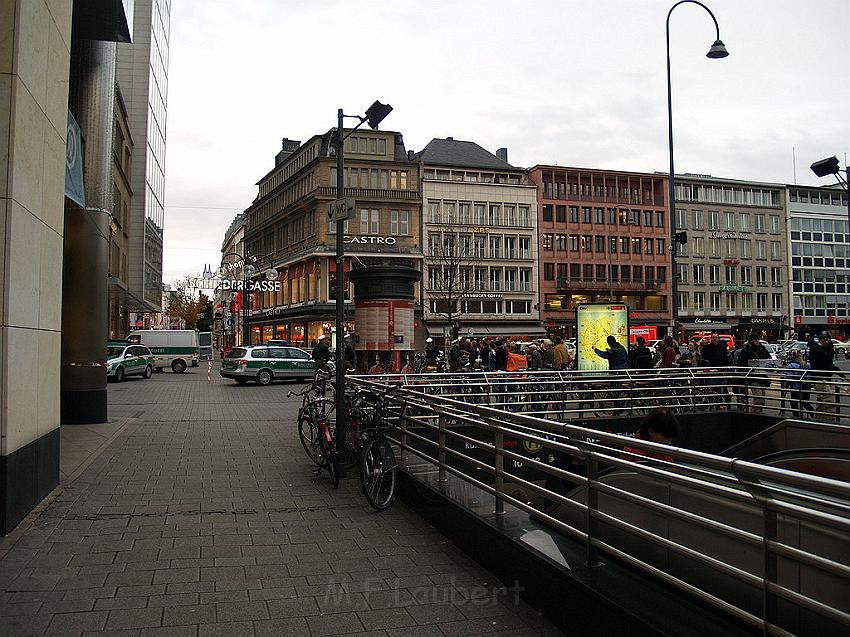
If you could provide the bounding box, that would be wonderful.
[528,166,672,338]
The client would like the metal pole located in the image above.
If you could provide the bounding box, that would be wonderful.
[335,109,347,471]
[666,9,678,341]
[243,260,249,346]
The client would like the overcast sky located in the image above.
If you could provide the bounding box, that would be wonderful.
[162,0,849,284]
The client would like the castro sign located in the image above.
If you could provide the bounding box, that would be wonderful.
[344,235,397,245]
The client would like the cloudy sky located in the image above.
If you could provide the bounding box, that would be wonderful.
[162,0,849,284]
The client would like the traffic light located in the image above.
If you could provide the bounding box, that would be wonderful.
[674,231,688,244]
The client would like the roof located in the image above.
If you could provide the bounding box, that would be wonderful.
[414,137,514,170]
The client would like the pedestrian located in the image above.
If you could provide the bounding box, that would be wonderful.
[494,340,508,371]
[368,357,386,375]
[552,337,570,370]
[738,334,771,411]
[629,336,654,369]
[658,336,679,368]
[593,335,629,370]
[807,331,840,420]
[528,344,544,371]
[343,333,356,371]
[700,334,730,404]
[312,334,330,369]
[622,409,680,463]
[448,339,461,372]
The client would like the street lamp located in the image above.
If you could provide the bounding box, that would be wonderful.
[810,156,850,246]
[334,100,393,476]
[666,0,728,339]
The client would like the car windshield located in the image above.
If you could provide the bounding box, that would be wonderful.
[107,346,126,358]
[226,348,247,359]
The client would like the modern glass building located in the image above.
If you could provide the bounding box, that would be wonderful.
[117,0,171,311]
[787,184,850,338]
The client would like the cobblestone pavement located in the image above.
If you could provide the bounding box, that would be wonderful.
[0,366,563,636]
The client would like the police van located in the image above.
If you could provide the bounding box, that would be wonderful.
[220,345,315,385]
[127,330,200,373]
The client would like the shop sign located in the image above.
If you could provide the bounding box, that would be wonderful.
[711,231,749,240]
[344,235,397,245]
[465,293,502,300]
[472,227,489,234]
[722,259,739,265]
[827,316,850,325]
[694,317,723,324]
[747,317,780,325]
[719,285,746,292]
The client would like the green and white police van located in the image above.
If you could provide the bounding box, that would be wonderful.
[107,342,154,382]
[221,345,316,385]
[127,330,200,373]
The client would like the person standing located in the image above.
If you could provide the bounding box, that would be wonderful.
[700,334,730,404]
[494,340,508,372]
[424,337,439,363]
[593,336,629,371]
[629,336,654,369]
[659,336,679,368]
[448,339,461,372]
[343,333,356,371]
[738,334,771,411]
[312,334,330,369]
[528,344,543,371]
[552,337,570,370]
[807,331,840,420]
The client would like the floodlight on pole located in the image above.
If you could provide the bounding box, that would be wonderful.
[334,100,393,480]
[810,155,850,246]
[666,0,729,339]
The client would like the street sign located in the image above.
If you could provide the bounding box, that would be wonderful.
[226,318,234,327]
[328,197,356,222]
[467,327,474,337]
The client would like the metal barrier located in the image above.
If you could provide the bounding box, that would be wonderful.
[346,369,850,637]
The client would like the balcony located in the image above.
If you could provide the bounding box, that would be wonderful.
[555,278,665,292]
[317,186,420,202]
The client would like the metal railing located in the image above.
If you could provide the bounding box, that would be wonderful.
[347,369,850,637]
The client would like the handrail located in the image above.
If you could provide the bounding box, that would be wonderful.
[345,371,850,636]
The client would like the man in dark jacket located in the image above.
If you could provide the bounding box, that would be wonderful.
[494,340,508,371]
[629,336,654,369]
[808,331,839,419]
[699,334,730,404]
[738,334,771,410]
[594,336,629,370]
[312,335,330,369]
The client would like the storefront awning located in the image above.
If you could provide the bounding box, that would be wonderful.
[426,322,548,338]
[681,322,733,330]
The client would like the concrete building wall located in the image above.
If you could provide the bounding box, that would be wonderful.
[0,0,71,533]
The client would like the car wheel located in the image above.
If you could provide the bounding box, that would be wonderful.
[172,359,187,374]
[236,378,248,385]
[115,366,125,383]
[256,369,273,386]
[143,365,153,379]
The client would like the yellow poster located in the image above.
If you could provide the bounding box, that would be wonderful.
[576,303,629,371]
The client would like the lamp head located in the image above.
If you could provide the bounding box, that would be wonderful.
[365,101,393,129]
[811,156,840,178]
[706,39,729,59]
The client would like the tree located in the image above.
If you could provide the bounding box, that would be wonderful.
[425,226,479,335]
[165,281,211,330]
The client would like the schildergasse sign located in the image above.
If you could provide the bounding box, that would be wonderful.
[184,263,281,292]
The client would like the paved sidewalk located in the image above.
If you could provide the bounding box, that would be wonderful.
[0,367,562,636]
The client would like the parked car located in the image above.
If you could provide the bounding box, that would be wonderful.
[220,345,315,385]
[107,343,154,382]
[831,339,849,358]
[126,329,200,373]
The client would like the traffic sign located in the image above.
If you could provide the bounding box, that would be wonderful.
[467,327,474,337]
[226,318,234,327]
[328,197,356,222]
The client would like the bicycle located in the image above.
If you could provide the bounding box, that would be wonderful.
[351,384,403,510]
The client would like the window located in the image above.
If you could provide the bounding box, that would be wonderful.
[519,269,531,291]
[656,238,666,255]
[724,212,735,230]
[740,240,751,258]
[693,264,705,284]
[655,211,665,228]
[692,210,703,229]
[677,263,688,284]
[631,237,641,254]
[756,267,767,286]
[490,269,501,291]
[518,206,530,226]
[474,204,486,225]
[489,204,502,225]
[489,236,501,258]
[609,236,617,253]
[569,207,579,223]
[693,292,705,311]
[582,235,592,252]
[741,293,753,310]
[568,235,579,251]
[542,205,553,222]
[459,203,471,224]
[608,208,617,225]
[739,213,750,231]
[770,241,781,259]
[756,240,767,259]
[645,266,655,283]
[643,210,653,227]
[676,209,688,229]
[757,293,768,312]
[740,266,751,285]
[555,206,565,223]
[582,207,592,223]
[679,292,688,310]
[711,293,721,312]
[542,233,553,250]
[711,238,721,258]
[610,264,619,281]
[644,238,653,254]
[755,214,766,232]
[595,235,606,253]
[725,266,736,284]
[771,267,781,286]
[770,215,780,233]
[726,293,737,311]
[772,294,782,312]
[621,265,631,281]
[619,237,630,253]
[709,265,720,285]
[390,210,409,235]
[544,262,554,280]
[709,211,719,230]
[725,241,736,258]
[505,269,516,291]
[596,208,605,224]
[692,237,705,257]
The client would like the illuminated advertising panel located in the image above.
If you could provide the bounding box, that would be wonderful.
[576,303,629,371]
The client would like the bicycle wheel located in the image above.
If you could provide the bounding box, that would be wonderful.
[298,412,323,466]
[317,420,340,488]
[360,437,397,511]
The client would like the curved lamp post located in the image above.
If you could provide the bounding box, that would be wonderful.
[666,0,728,338]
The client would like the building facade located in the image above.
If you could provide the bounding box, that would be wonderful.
[673,175,788,340]
[116,0,170,311]
[416,139,541,342]
[218,213,245,348]
[529,166,672,338]
[108,85,133,338]
[241,130,421,350]
[787,184,850,339]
